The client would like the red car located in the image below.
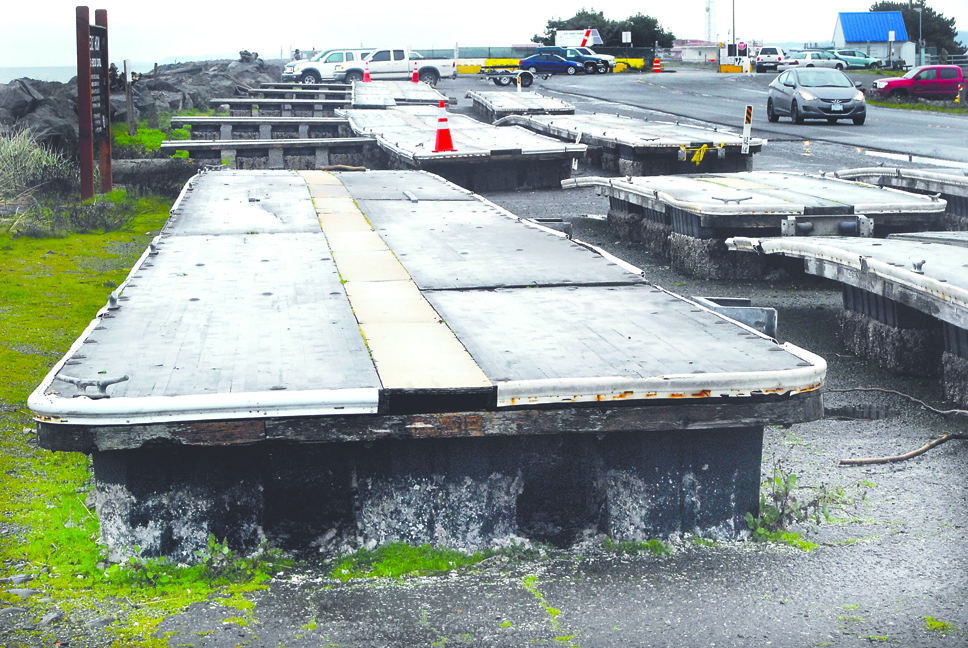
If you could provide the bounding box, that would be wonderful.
[870,65,964,100]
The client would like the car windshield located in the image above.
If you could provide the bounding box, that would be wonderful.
[797,70,852,87]
[901,68,923,79]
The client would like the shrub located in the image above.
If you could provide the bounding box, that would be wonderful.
[0,127,77,202]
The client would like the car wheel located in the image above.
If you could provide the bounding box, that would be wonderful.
[584,62,596,74]
[888,88,905,99]
[345,70,364,83]
[493,76,511,86]
[528,66,539,74]
[756,65,765,73]
[520,73,534,88]
[852,114,866,125]
[566,66,577,75]
[418,70,439,86]
[300,71,320,84]
[597,64,608,74]
[766,98,779,122]
[871,62,880,69]
[791,100,804,124]
[835,63,844,70]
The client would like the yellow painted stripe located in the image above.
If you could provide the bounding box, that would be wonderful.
[300,170,492,390]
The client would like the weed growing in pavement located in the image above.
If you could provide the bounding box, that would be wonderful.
[746,459,863,551]
[602,537,672,556]
[924,616,954,633]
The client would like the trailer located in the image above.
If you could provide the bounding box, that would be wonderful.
[477,65,544,88]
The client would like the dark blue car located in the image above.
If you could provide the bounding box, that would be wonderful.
[519,54,581,76]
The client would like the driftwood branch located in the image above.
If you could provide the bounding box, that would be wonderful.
[837,434,968,466]
[829,387,967,466]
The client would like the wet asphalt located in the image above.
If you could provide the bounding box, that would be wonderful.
[150,77,968,647]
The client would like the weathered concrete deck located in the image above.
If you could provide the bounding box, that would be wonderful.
[342,106,587,191]
[30,169,825,560]
[832,167,968,225]
[464,90,575,123]
[350,80,449,107]
[170,116,350,140]
[496,112,764,175]
[565,171,949,279]
[726,234,968,405]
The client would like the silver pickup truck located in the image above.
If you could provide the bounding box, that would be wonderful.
[334,48,457,86]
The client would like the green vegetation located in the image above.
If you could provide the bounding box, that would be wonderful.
[0,186,298,646]
[112,108,214,159]
[0,127,77,202]
[602,537,672,556]
[532,9,674,48]
[923,616,954,633]
[330,543,487,581]
[867,96,968,114]
[745,460,862,551]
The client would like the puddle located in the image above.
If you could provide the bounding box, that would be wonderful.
[823,404,897,420]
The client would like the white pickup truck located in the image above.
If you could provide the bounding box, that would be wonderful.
[333,48,457,86]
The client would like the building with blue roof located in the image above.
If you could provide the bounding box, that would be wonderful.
[834,11,915,68]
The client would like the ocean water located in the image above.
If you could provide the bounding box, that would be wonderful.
[0,66,76,84]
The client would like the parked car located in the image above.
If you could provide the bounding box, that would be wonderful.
[519,53,583,75]
[767,67,866,125]
[333,48,457,85]
[533,46,609,74]
[572,46,616,72]
[833,49,881,69]
[282,48,372,83]
[754,46,787,73]
[870,65,965,100]
[778,50,847,71]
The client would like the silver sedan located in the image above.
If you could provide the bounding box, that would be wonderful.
[777,50,847,71]
[767,67,866,125]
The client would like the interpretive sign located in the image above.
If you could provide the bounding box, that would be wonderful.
[89,25,109,141]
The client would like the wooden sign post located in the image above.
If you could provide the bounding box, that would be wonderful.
[75,6,112,200]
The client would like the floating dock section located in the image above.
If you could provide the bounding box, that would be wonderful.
[464,90,575,123]
[496,113,765,175]
[29,169,825,561]
[833,167,968,227]
[564,171,948,279]
[159,136,374,169]
[170,116,350,140]
[727,233,968,405]
[343,106,587,191]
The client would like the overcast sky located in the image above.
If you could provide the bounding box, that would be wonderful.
[5,0,966,69]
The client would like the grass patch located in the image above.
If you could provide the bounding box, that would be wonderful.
[0,190,296,646]
[330,543,486,581]
[867,98,968,115]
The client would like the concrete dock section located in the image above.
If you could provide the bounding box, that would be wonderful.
[342,106,587,191]
[726,234,968,405]
[833,166,968,227]
[496,112,764,175]
[565,171,949,279]
[350,80,449,107]
[170,116,350,140]
[30,169,825,561]
[464,90,575,122]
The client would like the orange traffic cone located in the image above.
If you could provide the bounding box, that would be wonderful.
[653,58,661,73]
[363,61,371,82]
[412,60,419,83]
[433,100,456,153]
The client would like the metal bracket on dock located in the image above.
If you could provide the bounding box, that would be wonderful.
[781,214,874,237]
[691,296,778,338]
[54,374,129,399]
